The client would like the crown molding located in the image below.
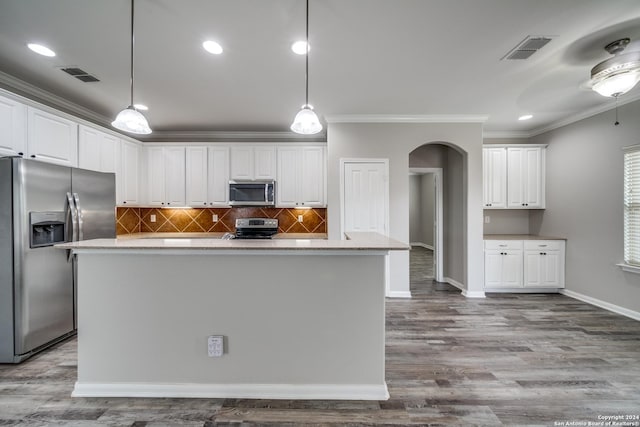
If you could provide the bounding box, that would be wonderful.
[144,130,327,143]
[0,70,115,128]
[482,130,532,139]
[324,114,489,124]
[528,91,640,137]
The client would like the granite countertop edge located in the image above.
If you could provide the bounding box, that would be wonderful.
[483,234,566,241]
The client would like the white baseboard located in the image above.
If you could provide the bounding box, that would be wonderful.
[462,290,486,298]
[386,290,412,298]
[410,242,434,250]
[72,382,390,401]
[445,276,485,298]
[484,288,561,293]
[560,289,640,321]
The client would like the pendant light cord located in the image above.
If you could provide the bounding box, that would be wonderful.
[305,0,309,106]
[130,0,135,107]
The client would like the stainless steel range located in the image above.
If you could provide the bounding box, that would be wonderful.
[235,218,278,239]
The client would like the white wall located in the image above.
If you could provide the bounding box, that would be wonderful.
[483,210,531,234]
[327,122,485,297]
[409,174,435,247]
[529,99,640,314]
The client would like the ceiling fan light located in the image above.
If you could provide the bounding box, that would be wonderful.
[290,105,322,134]
[592,71,640,97]
[112,106,152,134]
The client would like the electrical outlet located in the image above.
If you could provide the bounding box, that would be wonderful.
[212,214,218,222]
[298,215,304,223]
[207,335,224,357]
[150,214,156,223]
[484,215,491,224]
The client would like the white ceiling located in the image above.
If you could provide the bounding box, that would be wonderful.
[1,0,640,140]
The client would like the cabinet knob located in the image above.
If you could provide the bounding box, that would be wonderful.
[161,202,164,205]
[167,203,171,205]
[301,202,305,206]
[30,155,36,158]
[123,201,127,204]
[18,152,24,156]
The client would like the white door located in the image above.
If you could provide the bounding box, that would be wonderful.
[343,161,388,235]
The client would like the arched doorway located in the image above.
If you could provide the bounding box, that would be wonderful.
[409,142,466,295]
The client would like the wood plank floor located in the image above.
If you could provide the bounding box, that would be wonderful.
[1,248,639,425]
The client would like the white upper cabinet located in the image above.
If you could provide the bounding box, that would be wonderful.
[119,140,141,205]
[146,146,186,207]
[276,145,326,208]
[208,146,230,206]
[27,107,78,167]
[230,145,276,180]
[78,125,119,173]
[483,145,545,209]
[0,94,27,157]
[482,147,507,208]
[185,146,229,207]
[507,147,544,208]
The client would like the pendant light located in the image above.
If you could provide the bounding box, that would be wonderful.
[290,0,322,135]
[112,0,152,134]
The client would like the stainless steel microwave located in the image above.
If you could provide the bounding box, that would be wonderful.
[228,180,275,206]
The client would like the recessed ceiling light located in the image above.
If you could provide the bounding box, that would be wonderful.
[518,114,533,121]
[27,43,56,57]
[134,104,148,111]
[291,41,309,55]
[202,40,223,55]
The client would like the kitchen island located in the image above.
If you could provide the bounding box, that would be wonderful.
[58,232,408,400]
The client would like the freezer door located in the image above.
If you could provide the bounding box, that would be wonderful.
[71,168,116,240]
[13,159,74,356]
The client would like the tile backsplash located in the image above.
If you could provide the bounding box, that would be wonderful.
[116,207,327,235]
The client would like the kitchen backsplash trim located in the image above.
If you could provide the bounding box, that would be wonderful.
[116,207,327,235]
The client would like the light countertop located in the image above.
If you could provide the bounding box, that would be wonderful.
[57,232,408,251]
[484,234,566,240]
[116,232,328,240]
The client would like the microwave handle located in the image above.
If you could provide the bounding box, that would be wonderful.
[265,184,269,203]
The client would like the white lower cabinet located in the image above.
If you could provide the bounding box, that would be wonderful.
[523,240,565,288]
[484,239,565,290]
[484,241,523,288]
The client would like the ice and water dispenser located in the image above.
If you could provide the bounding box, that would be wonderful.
[29,212,66,248]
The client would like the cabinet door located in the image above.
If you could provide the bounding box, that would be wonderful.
[146,147,166,206]
[120,140,140,205]
[186,147,208,207]
[485,249,522,288]
[276,147,299,207]
[0,95,26,157]
[208,146,230,206]
[300,146,325,207]
[507,147,544,209]
[524,250,562,288]
[27,107,78,166]
[78,126,102,171]
[254,146,276,180]
[230,146,253,180]
[523,147,543,208]
[483,148,506,208]
[164,147,186,206]
[100,134,120,174]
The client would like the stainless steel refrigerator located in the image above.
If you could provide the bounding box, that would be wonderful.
[0,158,115,363]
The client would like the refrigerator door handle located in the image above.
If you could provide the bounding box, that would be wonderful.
[66,192,78,242]
[73,193,83,241]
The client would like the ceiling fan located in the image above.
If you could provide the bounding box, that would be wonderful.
[587,37,640,98]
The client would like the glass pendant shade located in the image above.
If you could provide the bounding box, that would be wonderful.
[291,105,322,134]
[592,71,640,97]
[112,106,152,134]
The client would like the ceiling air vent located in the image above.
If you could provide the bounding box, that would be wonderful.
[502,36,553,60]
[61,67,100,82]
